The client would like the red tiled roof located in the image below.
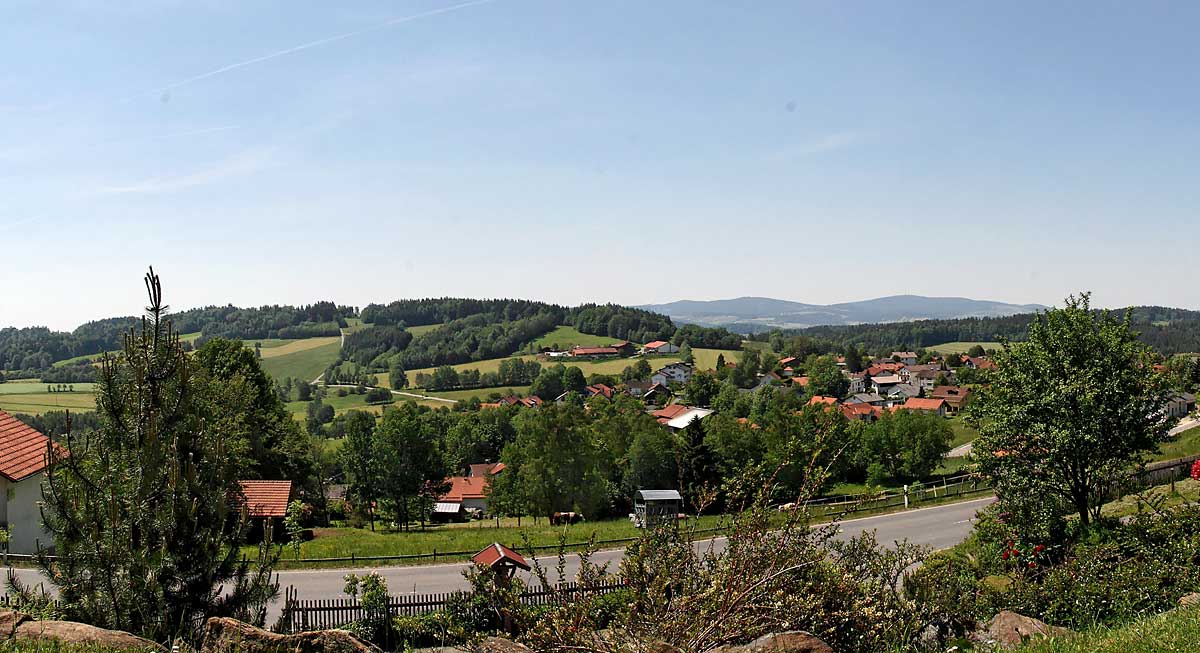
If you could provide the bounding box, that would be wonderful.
[0,411,56,481]
[441,476,489,501]
[652,404,691,424]
[238,480,293,518]
[808,395,839,406]
[792,376,810,387]
[472,542,530,570]
[572,346,619,356]
[586,384,615,400]
[840,403,882,420]
[898,398,947,412]
[778,356,797,366]
[643,341,669,349]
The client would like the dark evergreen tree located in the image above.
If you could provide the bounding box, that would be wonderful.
[39,269,278,644]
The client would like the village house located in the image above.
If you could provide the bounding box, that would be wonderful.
[845,371,866,394]
[962,355,997,370]
[651,404,714,430]
[841,402,883,423]
[891,351,919,366]
[610,341,637,357]
[1165,392,1197,419]
[651,362,693,387]
[845,392,887,406]
[895,397,948,417]
[0,411,58,554]
[808,395,839,407]
[870,374,905,395]
[438,463,507,518]
[865,362,905,378]
[885,383,923,403]
[929,385,972,414]
[642,340,680,355]
[483,395,543,409]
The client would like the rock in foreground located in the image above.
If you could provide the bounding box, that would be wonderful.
[706,631,834,653]
[200,616,380,653]
[0,609,164,651]
[980,610,1069,649]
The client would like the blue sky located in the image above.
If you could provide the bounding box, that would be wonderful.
[3,1,1198,330]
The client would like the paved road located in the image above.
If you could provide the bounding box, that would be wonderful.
[945,415,1198,460]
[5,496,994,619]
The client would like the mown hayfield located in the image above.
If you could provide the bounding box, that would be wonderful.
[405,323,443,337]
[0,385,97,415]
[259,338,342,383]
[530,326,630,351]
[692,347,740,370]
[926,341,1002,355]
[252,336,340,359]
[418,385,534,402]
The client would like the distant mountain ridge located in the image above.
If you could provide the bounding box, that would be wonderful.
[636,295,1048,332]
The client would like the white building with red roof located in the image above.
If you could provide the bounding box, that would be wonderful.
[0,411,58,554]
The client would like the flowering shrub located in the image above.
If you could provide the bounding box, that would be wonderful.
[1000,539,1048,570]
[1190,459,1200,481]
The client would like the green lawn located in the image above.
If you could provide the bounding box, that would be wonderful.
[406,323,443,337]
[926,341,1002,355]
[530,326,631,351]
[948,415,979,449]
[260,513,732,568]
[692,347,741,371]
[1150,424,1200,462]
[419,386,534,402]
[259,338,342,383]
[1017,605,1200,653]
[0,382,97,415]
[1100,477,1200,519]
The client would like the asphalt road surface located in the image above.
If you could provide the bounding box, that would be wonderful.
[6,496,995,620]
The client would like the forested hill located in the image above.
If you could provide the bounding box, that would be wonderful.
[764,306,1200,355]
[1,302,354,374]
[3,298,743,378]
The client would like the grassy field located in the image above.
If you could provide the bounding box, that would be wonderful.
[259,338,342,383]
[0,383,97,415]
[926,341,1002,355]
[406,323,443,337]
[1017,605,1200,652]
[419,385,534,402]
[948,415,979,449]
[258,513,733,568]
[1101,477,1200,519]
[1150,424,1200,462]
[252,336,340,359]
[530,326,629,351]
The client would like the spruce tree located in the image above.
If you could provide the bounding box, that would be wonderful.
[39,269,278,643]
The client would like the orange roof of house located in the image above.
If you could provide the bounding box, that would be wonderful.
[652,404,691,424]
[779,356,797,366]
[586,384,615,400]
[808,395,839,406]
[644,340,670,349]
[898,398,947,412]
[0,411,57,482]
[840,403,882,420]
[472,542,530,570]
[441,476,489,502]
[792,376,810,386]
[238,480,293,518]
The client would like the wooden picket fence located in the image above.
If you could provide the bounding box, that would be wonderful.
[275,579,626,634]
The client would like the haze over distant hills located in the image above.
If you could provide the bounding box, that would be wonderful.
[636,295,1049,332]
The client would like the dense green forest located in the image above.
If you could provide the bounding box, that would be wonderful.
[0,301,353,374]
[754,306,1200,356]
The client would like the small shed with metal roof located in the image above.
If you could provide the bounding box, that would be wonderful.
[633,489,682,528]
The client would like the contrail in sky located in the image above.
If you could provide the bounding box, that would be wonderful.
[135,0,497,100]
